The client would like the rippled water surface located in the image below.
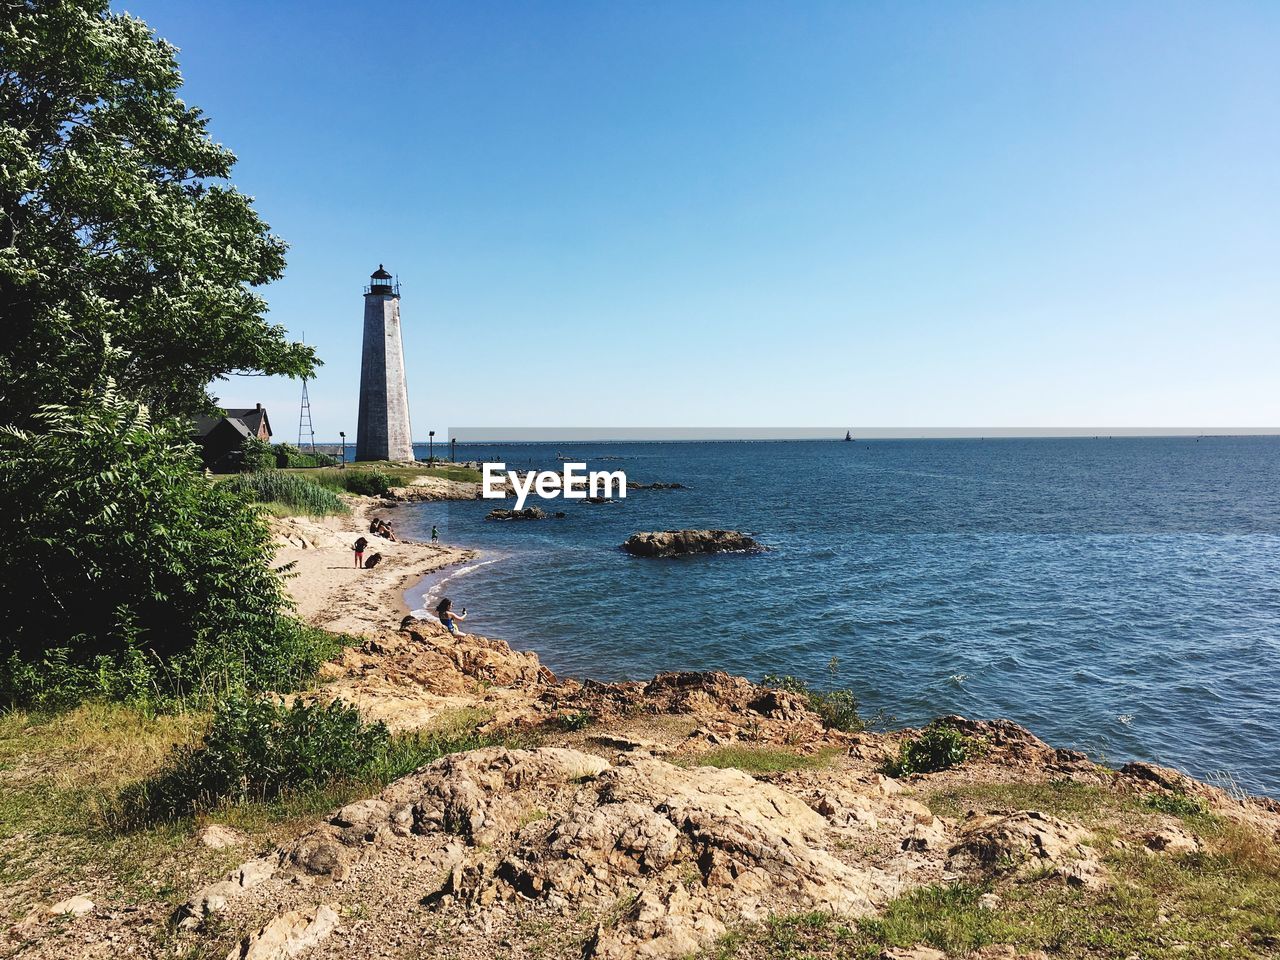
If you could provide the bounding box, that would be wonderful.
[396,438,1280,794]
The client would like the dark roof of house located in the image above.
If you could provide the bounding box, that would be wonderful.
[192,406,270,440]
[223,407,271,437]
[192,415,252,440]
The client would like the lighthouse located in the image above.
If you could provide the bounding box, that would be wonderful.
[355,265,414,462]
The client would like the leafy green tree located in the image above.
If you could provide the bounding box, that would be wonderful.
[0,385,336,705]
[0,0,315,425]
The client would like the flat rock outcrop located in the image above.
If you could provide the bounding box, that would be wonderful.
[621,530,765,558]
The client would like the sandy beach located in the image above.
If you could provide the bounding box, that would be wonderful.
[271,494,474,636]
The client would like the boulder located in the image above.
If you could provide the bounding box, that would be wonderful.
[226,903,339,960]
[946,810,1107,888]
[486,507,547,520]
[47,895,94,917]
[1144,825,1200,856]
[621,530,765,558]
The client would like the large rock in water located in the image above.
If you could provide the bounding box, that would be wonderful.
[622,529,764,558]
[486,507,548,520]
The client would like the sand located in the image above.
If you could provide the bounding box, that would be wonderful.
[271,498,474,636]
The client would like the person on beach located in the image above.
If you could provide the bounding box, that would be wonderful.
[431,525,439,543]
[435,597,467,636]
[353,536,368,568]
[382,523,398,542]
[369,518,382,534]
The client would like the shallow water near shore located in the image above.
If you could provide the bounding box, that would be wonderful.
[397,437,1280,795]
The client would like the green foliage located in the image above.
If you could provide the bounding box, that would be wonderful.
[0,389,335,707]
[332,470,394,497]
[554,710,594,732]
[761,672,865,732]
[116,695,531,824]
[239,435,276,472]
[885,721,982,777]
[271,443,336,468]
[0,0,316,425]
[1143,789,1209,817]
[121,694,389,817]
[223,469,349,516]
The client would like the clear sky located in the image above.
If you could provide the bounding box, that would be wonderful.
[116,1,1279,438]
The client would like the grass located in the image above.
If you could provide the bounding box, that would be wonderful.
[0,701,526,939]
[221,470,349,517]
[921,777,1133,822]
[682,745,840,775]
[293,462,483,489]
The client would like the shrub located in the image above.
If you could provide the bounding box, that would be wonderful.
[1143,790,1209,817]
[239,435,277,472]
[761,673,865,733]
[116,695,534,824]
[339,470,394,497]
[223,470,348,516]
[885,722,982,777]
[0,389,333,707]
[127,694,389,817]
[271,443,337,468]
[555,710,594,732]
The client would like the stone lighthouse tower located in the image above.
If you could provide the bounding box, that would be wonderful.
[355,265,414,462]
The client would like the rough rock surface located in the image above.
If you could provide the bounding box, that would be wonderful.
[946,810,1107,889]
[47,896,94,917]
[178,859,277,930]
[227,903,338,960]
[621,530,766,558]
[486,507,551,521]
[312,622,558,730]
[210,747,919,959]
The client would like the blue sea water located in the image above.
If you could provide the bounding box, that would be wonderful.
[395,437,1280,795]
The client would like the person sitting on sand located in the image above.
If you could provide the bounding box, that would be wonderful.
[382,523,398,542]
[369,518,383,534]
[435,597,467,636]
[353,536,368,568]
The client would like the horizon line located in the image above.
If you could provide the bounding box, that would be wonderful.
[304,428,1280,444]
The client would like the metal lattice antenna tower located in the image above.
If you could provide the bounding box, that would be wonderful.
[297,379,315,453]
[297,331,316,453]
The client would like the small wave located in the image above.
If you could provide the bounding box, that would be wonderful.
[1117,714,1134,725]
[948,673,967,685]
[410,556,505,615]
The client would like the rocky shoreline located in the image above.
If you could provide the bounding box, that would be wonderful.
[177,619,1280,960]
[232,490,1280,958]
[11,486,1277,960]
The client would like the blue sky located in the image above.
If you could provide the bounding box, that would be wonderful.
[118,1,1279,437]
